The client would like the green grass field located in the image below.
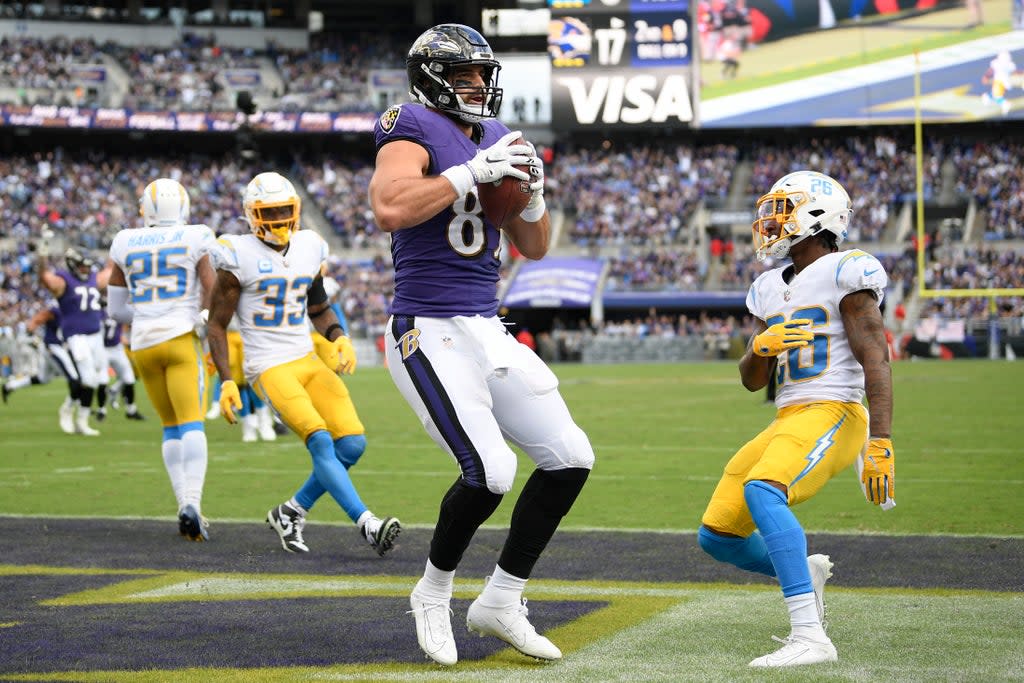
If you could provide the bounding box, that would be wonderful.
[3,360,1022,536]
[2,360,1023,682]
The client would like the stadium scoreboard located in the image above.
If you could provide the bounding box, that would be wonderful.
[548,0,693,129]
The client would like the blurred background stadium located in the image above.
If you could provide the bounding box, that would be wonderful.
[0,0,1021,379]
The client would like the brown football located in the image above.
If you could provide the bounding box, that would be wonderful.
[477,137,532,227]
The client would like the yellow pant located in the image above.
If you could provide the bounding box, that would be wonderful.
[701,401,868,537]
[133,332,206,427]
[253,353,364,441]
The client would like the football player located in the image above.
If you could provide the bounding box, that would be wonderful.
[206,171,400,556]
[981,50,1019,116]
[698,171,895,667]
[369,24,594,666]
[23,304,81,431]
[97,306,144,421]
[106,177,216,541]
[38,243,105,436]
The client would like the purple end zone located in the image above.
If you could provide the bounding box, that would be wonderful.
[0,580,604,673]
[1,517,1022,675]
[1,517,1021,591]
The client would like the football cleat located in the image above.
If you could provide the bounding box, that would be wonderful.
[466,591,562,661]
[1,381,9,404]
[362,516,401,557]
[749,633,837,667]
[75,411,100,437]
[178,505,209,542]
[267,502,309,553]
[408,589,457,666]
[94,407,107,422]
[807,554,834,627]
[58,401,75,434]
[125,409,146,421]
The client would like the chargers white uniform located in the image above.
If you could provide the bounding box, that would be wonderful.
[109,223,215,426]
[211,231,364,439]
[703,249,888,535]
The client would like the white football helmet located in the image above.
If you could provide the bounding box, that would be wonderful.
[243,172,301,246]
[140,178,190,227]
[752,170,852,262]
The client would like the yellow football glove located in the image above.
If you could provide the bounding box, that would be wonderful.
[752,318,815,357]
[333,335,357,375]
[219,379,243,425]
[862,437,895,506]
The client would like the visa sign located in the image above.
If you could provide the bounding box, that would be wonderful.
[554,72,692,126]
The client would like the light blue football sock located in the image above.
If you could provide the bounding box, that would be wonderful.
[697,526,776,576]
[335,434,366,469]
[293,474,323,512]
[744,480,812,597]
[294,434,367,510]
[306,430,367,523]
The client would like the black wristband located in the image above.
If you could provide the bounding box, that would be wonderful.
[324,323,343,340]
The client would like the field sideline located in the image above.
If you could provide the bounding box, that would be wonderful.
[1,360,1022,680]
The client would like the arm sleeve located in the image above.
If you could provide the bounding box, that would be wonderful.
[106,285,134,324]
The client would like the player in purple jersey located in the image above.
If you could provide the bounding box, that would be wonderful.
[96,307,144,422]
[370,24,595,666]
[37,245,105,436]
[19,305,81,431]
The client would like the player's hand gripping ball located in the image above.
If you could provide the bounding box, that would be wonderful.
[476,135,533,227]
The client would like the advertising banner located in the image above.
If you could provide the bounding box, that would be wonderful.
[0,105,379,133]
[503,257,605,308]
[549,0,693,129]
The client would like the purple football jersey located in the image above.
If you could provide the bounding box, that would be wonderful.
[374,103,511,317]
[101,312,122,347]
[43,305,63,345]
[56,269,102,337]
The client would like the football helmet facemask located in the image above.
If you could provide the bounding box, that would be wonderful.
[140,178,190,227]
[752,170,852,262]
[64,247,94,280]
[243,172,301,247]
[406,23,502,123]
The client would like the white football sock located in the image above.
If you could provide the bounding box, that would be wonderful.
[416,559,455,600]
[161,438,186,510]
[478,564,528,607]
[785,592,827,640]
[180,430,208,511]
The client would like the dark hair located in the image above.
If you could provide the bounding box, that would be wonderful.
[817,231,839,252]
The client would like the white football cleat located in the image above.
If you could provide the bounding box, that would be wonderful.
[241,414,258,442]
[75,409,100,436]
[257,412,277,441]
[466,595,562,661]
[749,633,837,667]
[807,553,834,626]
[58,399,75,434]
[408,589,457,666]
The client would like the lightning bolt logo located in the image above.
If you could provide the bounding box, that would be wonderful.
[791,416,846,486]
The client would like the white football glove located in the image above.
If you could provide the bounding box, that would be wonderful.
[37,225,55,258]
[520,142,546,222]
[441,130,532,197]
